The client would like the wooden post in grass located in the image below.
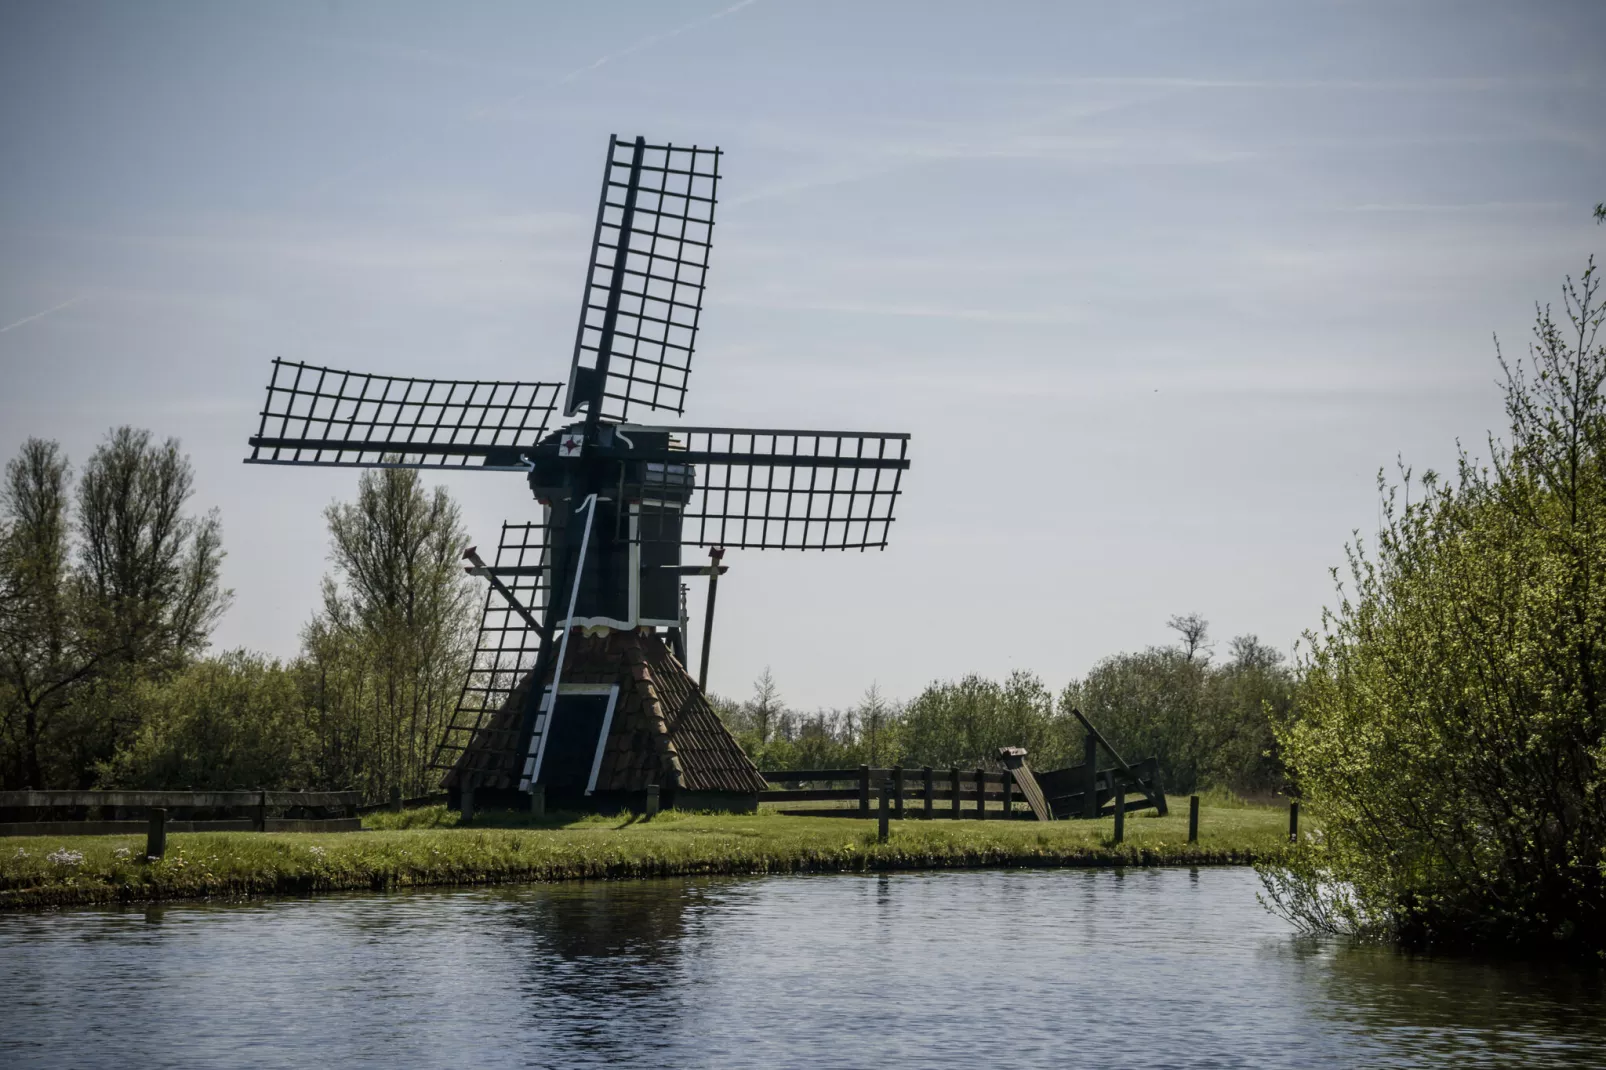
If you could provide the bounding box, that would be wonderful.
[1113,783,1125,844]
[975,767,987,820]
[878,779,890,843]
[859,765,871,816]
[256,789,268,832]
[892,766,904,819]
[950,767,961,819]
[1002,771,1014,819]
[1289,801,1299,842]
[146,808,167,860]
[461,786,475,823]
[529,783,545,818]
[1188,795,1200,844]
[645,783,660,817]
[390,786,402,813]
[923,766,934,819]
[1082,732,1099,819]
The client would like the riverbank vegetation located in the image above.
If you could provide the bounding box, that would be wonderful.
[0,800,1291,910]
[1261,245,1606,958]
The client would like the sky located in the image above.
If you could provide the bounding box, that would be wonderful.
[1,1,1603,710]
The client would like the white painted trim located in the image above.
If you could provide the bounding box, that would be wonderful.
[530,493,598,787]
[584,685,621,796]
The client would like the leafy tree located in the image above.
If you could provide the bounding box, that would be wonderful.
[900,671,1070,769]
[1266,254,1606,953]
[0,429,227,788]
[298,466,475,799]
[99,651,313,790]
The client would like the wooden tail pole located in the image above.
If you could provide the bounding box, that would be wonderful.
[1188,794,1200,844]
[1070,708,1168,816]
[698,546,725,691]
[1113,784,1125,844]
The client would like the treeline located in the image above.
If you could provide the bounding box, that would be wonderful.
[713,613,1294,797]
[2,431,1292,805]
[0,432,473,799]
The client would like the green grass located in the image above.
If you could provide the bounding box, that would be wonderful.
[0,797,1296,910]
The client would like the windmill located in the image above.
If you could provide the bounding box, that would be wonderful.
[246,135,912,812]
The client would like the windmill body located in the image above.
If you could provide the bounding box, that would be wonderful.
[246,135,911,813]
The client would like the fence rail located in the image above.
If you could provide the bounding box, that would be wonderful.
[758,766,1031,819]
[0,789,364,838]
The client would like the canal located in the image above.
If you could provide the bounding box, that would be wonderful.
[2,867,1602,1067]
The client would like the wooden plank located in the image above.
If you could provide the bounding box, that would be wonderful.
[758,788,862,803]
[996,749,1054,823]
[264,818,363,833]
[0,789,361,810]
[1,820,257,836]
[758,769,867,783]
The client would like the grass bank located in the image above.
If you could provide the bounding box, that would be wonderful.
[0,797,1294,910]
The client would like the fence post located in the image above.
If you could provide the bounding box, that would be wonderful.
[390,786,402,813]
[878,779,890,843]
[923,766,934,820]
[1002,771,1014,819]
[859,765,871,816]
[950,767,961,819]
[974,767,986,820]
[1113,783,1125,844]
[1188,794,1200,844]
[256,789,268,833]
[1082,732,1099,819]
[146,808,167,860]
[529,783,545,819]
[1289,801,1299,843]
[645,783,660,818]
[461,786,475,824]
[892,766,904,819]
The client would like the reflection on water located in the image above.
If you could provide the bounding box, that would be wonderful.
[2,869,1602,1069]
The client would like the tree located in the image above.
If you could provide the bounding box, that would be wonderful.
[1266,254,1606,953]
[859,683,892,766]
[299,466,475,799]
[0,440,77,787]
[99,651,314,790]
[0,429,227,788]
[746,667,783,745]
[1167,612,1213,662]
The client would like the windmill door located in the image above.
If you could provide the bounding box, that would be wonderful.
[531,684,619,799]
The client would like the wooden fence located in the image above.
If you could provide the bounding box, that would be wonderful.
[0,790,363,837]
[759,766,1041,820]
[760,757,1166,822]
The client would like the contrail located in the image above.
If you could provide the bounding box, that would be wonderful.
[556,0,760,84]
[306,0,762,201]
[0,295,84,335]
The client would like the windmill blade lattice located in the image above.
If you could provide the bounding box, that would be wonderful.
[431,519,551,784]
[565,137,720,422]
[636,427,910,550]
[247,359,563,469]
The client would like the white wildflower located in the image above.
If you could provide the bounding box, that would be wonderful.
[13,847,28,859]
[113,847,132,859]
[46,848,85,866]
[308,845,326,858]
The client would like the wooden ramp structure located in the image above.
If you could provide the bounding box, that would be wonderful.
[1032,709,1168,820]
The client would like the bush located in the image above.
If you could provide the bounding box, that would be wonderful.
[1265,259,1606,955]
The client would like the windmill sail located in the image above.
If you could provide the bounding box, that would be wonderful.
[630,427,911,550]
[564,136,721,423]
[246,359,563,469]
[432,519,551,788]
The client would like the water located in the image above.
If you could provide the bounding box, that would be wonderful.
[2,868,1602,1068]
